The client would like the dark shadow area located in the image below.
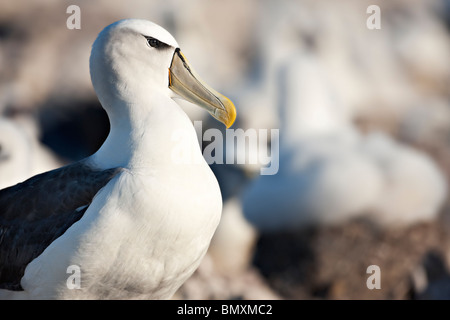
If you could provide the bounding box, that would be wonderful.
[38,99,109,162]
[252,227,318,299]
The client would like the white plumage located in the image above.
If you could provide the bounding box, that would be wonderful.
[243,51,447,232]
[0,117,62,190]
[0,19,235,299]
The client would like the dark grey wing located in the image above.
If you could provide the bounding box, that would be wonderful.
[0,160,122,290]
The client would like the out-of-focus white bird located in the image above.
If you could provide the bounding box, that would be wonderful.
[361,132,447,226]
[208,197,257,275]
[242,51,447,232]
[0,117,62,190]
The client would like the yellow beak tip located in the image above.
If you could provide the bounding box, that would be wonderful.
[225,107,236,128]
[220,96,236,128]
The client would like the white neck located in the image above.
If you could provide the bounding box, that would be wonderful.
[90,92,204,171]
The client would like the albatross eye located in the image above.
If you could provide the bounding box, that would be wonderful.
[143,35,171,50]
[146,37,161,48]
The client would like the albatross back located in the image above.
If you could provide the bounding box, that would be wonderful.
[0,161,122,290]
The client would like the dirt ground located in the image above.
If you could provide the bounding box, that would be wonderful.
[176,204,450,300]
[253,209,450,300]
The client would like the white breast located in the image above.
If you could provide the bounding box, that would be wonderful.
[19,160,221,299]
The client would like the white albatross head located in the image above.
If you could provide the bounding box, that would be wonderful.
[89,19,236,128]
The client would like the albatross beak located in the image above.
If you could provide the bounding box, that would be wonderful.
[169,48,236,128]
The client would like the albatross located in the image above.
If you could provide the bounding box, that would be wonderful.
[0,19,236,299]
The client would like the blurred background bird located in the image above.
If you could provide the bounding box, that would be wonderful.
[1,0,450,299]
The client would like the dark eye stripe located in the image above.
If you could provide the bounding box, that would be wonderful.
[143,36,170,50]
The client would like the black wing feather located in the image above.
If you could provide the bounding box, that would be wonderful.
[0,160,122,290]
